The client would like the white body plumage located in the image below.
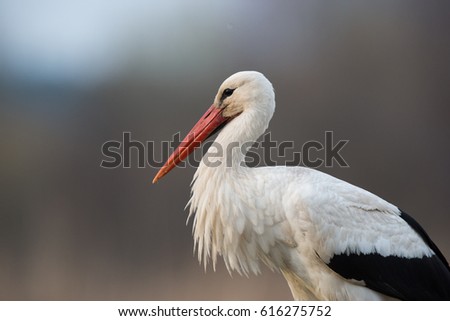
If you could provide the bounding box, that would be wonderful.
[190,163,432,299]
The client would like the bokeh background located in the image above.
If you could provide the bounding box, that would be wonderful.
[1,0,449,300]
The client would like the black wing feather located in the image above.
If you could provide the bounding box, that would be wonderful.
[399,210,450,271]
[326,209,450,300]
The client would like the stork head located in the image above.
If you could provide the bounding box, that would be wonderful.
[213,71,275,118]
[153,71,274,183]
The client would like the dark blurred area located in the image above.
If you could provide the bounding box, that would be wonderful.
[1,1,449,300]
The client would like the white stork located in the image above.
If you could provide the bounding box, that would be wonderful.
[153,71,450,300]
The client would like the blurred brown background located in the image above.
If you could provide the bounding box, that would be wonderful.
[1,1,449,300]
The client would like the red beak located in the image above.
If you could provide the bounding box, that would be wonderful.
[152,105,228,183]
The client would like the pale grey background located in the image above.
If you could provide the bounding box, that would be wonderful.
[1,0,449,299]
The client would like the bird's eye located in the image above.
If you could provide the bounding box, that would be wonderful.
[221,88,235,100]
